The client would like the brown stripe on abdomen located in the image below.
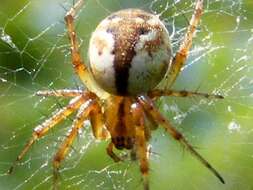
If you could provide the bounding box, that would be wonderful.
[104,11,154,95]
[107,25,149,95]
[108,27,137,95]
[113,58,132,95]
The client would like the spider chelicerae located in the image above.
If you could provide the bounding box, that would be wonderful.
[8,0,225,189]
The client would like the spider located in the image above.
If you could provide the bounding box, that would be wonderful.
[8,0,225,189]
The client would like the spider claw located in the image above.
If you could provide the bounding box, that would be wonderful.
[59,3,68,13]
[6,165,14,175]
[6,159,19,175]
[216,94,224,99]
[143,175,149,190]
[180,138,225,184]
[218,174,225,184]
[53,168,61,190]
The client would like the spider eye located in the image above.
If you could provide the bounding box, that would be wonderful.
[89,9,172,96]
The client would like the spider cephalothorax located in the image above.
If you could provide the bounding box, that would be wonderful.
[8,1,225,190]
[89,9,172,95]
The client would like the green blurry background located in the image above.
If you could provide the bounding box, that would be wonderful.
[0,0,252,190]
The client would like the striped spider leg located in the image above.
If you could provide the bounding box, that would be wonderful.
[132,102,149,190]
[64,0,109,99]
[148,89,224,100]
[7,91,108,177]
[137,95,225,186]
[164,0,204,89]
[156,0,223,99]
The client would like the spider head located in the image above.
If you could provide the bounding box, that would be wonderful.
[89,9,172,96]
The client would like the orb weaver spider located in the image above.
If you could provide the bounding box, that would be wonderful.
[8,0,225,189]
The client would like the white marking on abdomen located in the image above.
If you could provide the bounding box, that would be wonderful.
[89,30,116,94]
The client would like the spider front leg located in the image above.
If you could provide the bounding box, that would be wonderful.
[138,95,225,184]
[64,0,109,99]
[7,94,88,174]
[132,102,149,190]
[165,0,204,88]
[148,89,224,100]
[36,89,83,97]
[53,99,98,189]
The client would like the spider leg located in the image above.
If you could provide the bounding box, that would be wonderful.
[137,95,225,184]
[37,89,109,139]
[165,0,204,88]
[7,94,88,174]
[132,102,149,190]
[36,89,83,97]
[89,101,110,140]
[106,142,122,162]
[53,99,97,188]
[64,0,109,99]
[148,89,224,100]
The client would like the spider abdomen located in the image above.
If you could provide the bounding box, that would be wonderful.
[89,9,172,96]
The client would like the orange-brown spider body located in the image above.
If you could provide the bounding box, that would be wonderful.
[105,97,136,150]
[8,1,225,190]
[89,9,171,151]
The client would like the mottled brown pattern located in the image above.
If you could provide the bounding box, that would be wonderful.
[143,28,164,57]
[93,37,108,56]
[101,9,167,95]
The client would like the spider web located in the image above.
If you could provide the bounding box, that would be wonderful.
[0,0,252,189]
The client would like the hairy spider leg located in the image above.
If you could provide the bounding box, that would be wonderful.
[132,102,149,190]
[89,100,110,140]
[7,94,89,174]
[165,0,204,88]
[64,0,109,99]
[36,89,83,97]
[137,95,225,184]
[53,99,98,189]
[148,89,224,100]
[36,90,109,139]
